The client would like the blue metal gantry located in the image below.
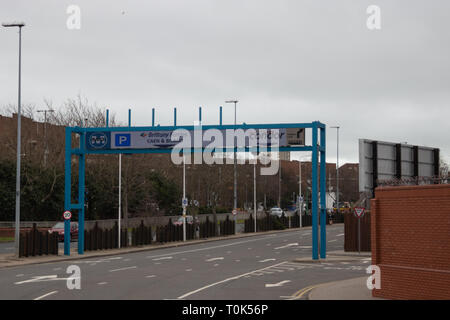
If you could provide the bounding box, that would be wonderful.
[64,107,327,260]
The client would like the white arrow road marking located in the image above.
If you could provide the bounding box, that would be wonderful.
[259,258,277,262]
[177,261,287,299]
[34,291,58,300]
[206,257,224,262]
[274,243,298,250]
[152,256,173,261]
[265,280,291,288]
[109,266,137,272]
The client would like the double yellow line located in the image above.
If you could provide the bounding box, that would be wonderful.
[289,284,323,300]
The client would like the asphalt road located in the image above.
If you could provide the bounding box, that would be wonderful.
[0,224,371,300]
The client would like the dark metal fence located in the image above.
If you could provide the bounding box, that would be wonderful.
[344,212,371,252]
[19,223,59,257]
[244,213,316,233]
[219,215,235,236]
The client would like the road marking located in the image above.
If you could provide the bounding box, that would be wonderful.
[152,256,173,261]
[213,264,219,267]
[235,260,240,262]
[266,243,271,246]
[206,257,224,262]
[328,239,337,243]
[248,248,252,250]
[259,258,276,262]
[144,231,304,260]
[146,275,156,278]
[177,261,288,299]
[97,282,107,285]
[34,291,58,301]
[16,274,24,277]
[185,269,192,272]
[109,266,137,272]
[336,233,344,237]
[274,243,298,250]
[124,258,131,262]
[265,280,291,288]
[15,275,73,285]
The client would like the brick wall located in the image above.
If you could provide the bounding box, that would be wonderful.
[371,184,450,299]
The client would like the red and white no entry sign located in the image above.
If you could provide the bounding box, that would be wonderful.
[63,210,72,220]
[354,207,365,218]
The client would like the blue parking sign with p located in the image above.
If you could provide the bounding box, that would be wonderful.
[116,134,131,147]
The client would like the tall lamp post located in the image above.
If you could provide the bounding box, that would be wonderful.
[331,126,340,213]
[3,22,25,257]
[225,100,238,234]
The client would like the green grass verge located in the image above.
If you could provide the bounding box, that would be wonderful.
[0,237,14,243]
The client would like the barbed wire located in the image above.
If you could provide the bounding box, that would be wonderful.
[377,176,450,187]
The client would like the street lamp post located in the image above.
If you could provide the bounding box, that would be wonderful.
[3,21,25,257]
[225,100,238,234]
[331,126,340,213]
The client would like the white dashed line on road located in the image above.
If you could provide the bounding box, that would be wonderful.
[152,256,173,261]
[206,257,224,262]
[265,280,291,288]
[259,258,276,263]
[109,266,137,272]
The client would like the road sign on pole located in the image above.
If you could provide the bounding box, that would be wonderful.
[354,207,365,218]
[63,210,72,220]
[354,207,365,255]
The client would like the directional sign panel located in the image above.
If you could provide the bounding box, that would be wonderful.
[86,128,307,151]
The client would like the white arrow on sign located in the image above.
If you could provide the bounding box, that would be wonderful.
[265,280,291,288]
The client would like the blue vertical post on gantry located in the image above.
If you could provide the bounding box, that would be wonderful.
[311,121,327,260]
[319,124,327,259]
[64,126,86,256]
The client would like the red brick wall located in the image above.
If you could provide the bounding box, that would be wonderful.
[371,184,450,299]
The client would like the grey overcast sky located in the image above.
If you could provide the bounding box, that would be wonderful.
[1,0,449,165]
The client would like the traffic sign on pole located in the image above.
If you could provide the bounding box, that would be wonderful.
[63,210,72,220]
[354,207,365,218]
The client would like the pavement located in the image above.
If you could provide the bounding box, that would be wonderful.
[308,277,382,300]
[0,224,377,300]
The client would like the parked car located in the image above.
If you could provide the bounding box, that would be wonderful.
[49,222,78,242]
[269,207,284,218]
[173,215,198,226]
